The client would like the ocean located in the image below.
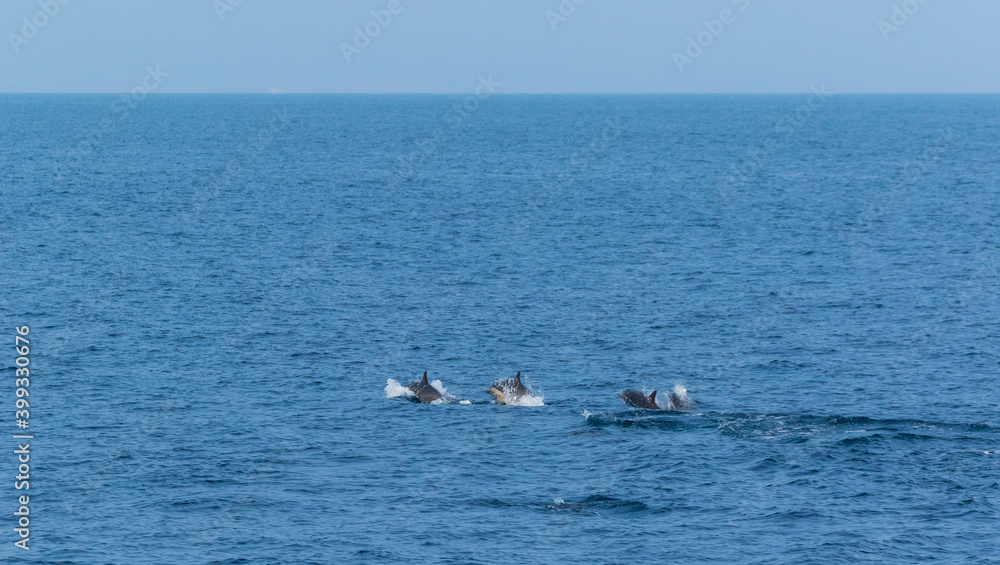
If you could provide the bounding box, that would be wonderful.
[2,94,998,564]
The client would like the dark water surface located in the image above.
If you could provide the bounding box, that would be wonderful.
[2,94,999,564]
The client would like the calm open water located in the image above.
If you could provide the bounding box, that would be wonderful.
[2,94,999,564]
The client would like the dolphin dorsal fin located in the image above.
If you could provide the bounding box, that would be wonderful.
[649,390,657,403]
[515,371,521,384]
[421,371,428,384]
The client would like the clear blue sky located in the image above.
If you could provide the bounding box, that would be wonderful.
[2,0,998,93]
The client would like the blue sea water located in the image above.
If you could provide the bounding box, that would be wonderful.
[1,94,999,564]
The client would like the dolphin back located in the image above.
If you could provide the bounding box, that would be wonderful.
[406,372,443,403]
[620,389,659,410]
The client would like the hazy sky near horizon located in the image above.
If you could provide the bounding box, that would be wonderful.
[2,0,999,93]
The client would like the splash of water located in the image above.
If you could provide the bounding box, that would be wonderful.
[384,378,416,398]
[668,384,692,410]
[430,379,448,396]
[386,378,470,403]
[506,393,546,407]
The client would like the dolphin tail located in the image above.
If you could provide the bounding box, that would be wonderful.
[422,371,428,384]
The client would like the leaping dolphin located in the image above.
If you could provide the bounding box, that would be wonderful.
[618,389,661,410]
[486,371,530,404]
[406,372,443,404]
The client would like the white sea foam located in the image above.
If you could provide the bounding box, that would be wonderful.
[507,393,545,407]
[384,378,416,398]
[428,379,470,403]
[430,379,448,396]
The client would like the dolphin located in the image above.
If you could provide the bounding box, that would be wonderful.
[486,371,530,404]
[667,389,693,410]
[618,389,661,410]
[405,372,443,404]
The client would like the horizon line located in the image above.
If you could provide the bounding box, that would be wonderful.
[2,91,999,96]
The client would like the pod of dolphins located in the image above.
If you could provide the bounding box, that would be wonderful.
[403,371,693,410]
